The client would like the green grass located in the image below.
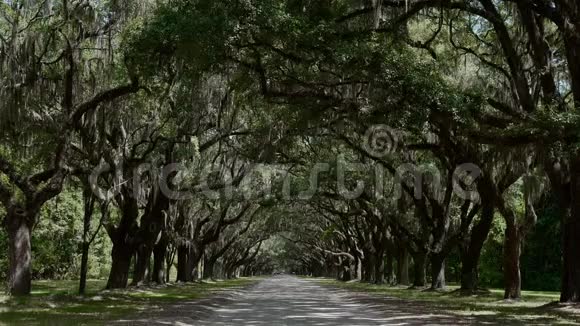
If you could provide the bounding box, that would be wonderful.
[0,278,257,325]
[312,278,580,325]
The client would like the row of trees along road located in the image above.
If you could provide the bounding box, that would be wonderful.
[1,0,580,303]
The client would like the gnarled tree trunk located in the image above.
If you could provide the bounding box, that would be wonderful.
[374,252,385,285]
[203,256,217,280]
[152,238,167,284]
[503,221,522,299]
[397,247,410,285]
[412,251,427,287]
[106,190,139,289]
[560,151,580,302]
[131,246,152,286]
[79,242,90,294]
[176,245,191,282]
[106,243,134,289]
[460,189,495,293]
[386,251,394,284]
[5,208,35,296]
[430,254,446,290]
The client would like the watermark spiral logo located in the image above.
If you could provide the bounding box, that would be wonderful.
[364,125,398,157]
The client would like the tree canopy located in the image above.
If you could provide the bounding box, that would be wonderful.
[1,0,580,304]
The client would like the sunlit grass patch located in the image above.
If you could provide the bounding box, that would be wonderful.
[0,278,257,325]
[313,278,580,325]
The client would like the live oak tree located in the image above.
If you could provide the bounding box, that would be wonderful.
[0,0,140,295]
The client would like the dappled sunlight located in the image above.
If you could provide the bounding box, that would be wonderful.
[191,276,477,325]
[320,278,580,325]
[0,278,254,324]
[451,310,498,316]
[124,276,488,325]
[476,300,546,308]
[520,291,561,300]
[2,276,576,325]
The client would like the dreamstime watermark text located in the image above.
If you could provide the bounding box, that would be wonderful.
[88,126,482,202]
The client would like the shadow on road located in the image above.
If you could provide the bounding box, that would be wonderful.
[120,275,554,325]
